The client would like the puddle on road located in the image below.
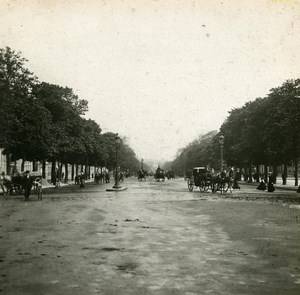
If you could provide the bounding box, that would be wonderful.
[101,247,121,252]
[117,262,138,272]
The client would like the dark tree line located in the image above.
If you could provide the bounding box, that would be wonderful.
[170,79,300,185]
[0,47,140,178]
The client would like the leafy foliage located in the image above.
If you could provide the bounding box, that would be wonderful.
[0,47,140,171]
[170,79,300,172]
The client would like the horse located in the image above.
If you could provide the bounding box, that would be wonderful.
[211,173,233,193]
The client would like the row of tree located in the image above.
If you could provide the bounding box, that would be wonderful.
[169,79,300,185]
[0,47,140,178]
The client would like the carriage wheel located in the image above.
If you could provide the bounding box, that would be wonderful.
[188,179,194,192]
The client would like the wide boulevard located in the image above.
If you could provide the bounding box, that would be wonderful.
[0,178,300,295]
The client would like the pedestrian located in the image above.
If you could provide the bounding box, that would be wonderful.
[232,170,241,190]
[55,167,61,187]
[79,172,85,189]
[281,172,287,184]
[105,172,110,183]
[23,170,33,201]
[267,172,275,192]
[257,178,266,191]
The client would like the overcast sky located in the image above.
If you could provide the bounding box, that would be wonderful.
[1,0,299,163]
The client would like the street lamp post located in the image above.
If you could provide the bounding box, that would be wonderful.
[219,134,224,172]
[141,158,144,170]
[106,134,127,191]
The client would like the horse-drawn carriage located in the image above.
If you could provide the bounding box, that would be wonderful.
[138,169,146,181]
[187,167,233,193]
[166,170,175,180]
[154,168,165,181]
[3,171,43,200]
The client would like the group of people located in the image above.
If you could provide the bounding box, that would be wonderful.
[94,172,110,184]
[256,173,275,192]
[74,172,86,188]
[0,170,34,200]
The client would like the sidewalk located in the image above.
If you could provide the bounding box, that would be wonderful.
[244,178,299,192]
[41,178,96,189]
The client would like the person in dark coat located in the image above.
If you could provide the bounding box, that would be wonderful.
[105,172,110,183]
[257,178,266,191]
[23,171,33,201]
[267,172,275,192]
[79,172,85,189]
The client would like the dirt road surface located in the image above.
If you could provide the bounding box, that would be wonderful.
[1,178,300,295]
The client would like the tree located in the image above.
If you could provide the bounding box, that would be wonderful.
[0,47,52,166]
[33,82,89,162]
[264,79,300,185]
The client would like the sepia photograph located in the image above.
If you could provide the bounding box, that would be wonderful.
[0,0,300,294]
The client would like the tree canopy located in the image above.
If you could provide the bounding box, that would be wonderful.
[170,79,300,174]
[0,47,140,172]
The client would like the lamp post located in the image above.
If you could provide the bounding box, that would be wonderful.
[219,134,224,172]
[113,134,121,189]
[107,133,127,191]
[141,158,144,170]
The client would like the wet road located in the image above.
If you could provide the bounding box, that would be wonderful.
[0,178,300,294]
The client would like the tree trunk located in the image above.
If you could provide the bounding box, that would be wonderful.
[71,164,74,181]
[42,160,46,179]
[75,164,78,176]
[59,162,63,182]
[65,163,68,183]
[21,158,25,172]
[51,160,56,185]
[6,154,11,175]
[264,165,268,182]
[273,165,278,184]
[283,163,287,185]
[32,159,37,171]
[295,159,299,186]
[255,165,260,182]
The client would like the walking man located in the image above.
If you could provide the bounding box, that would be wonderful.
[23,171,33,201]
